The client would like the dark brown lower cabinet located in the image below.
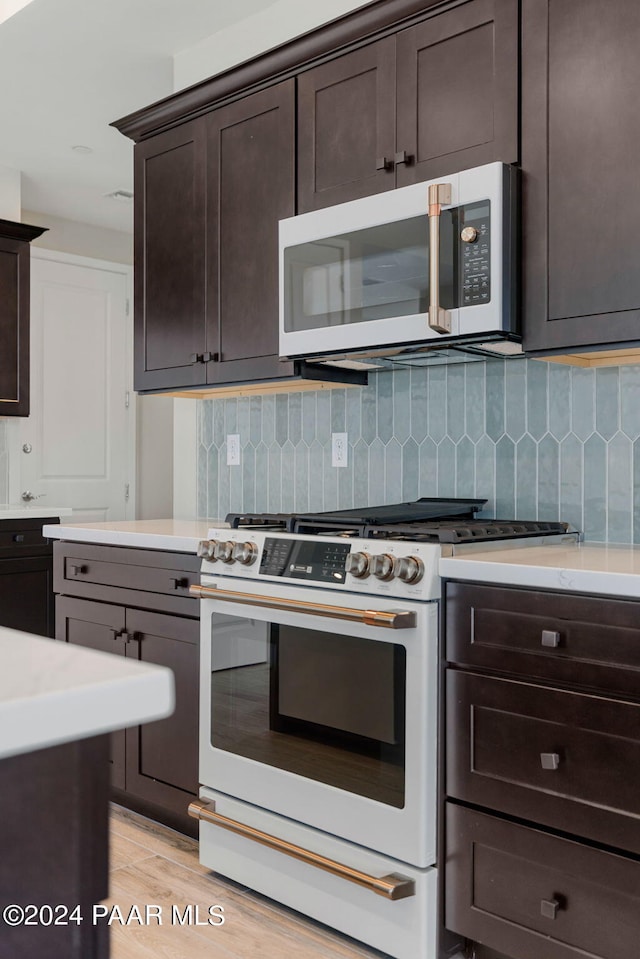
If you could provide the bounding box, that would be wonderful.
[0,516,59,637]
[56,589,199,836]
[446,803,640,959]
[0,736,109,959]
[444,579,640,959]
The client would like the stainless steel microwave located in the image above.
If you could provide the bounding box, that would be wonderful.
[279,162,520,365]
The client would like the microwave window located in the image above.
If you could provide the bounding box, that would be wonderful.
[284,213,455,333]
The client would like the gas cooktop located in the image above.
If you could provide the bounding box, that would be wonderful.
[225,498,570,544]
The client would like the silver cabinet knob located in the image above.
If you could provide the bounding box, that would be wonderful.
[345,551,370,579]
[370,554,396,581]
[395,555,425,584]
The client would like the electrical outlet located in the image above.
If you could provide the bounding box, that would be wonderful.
[226,434,240,466]
[331,432,348,468]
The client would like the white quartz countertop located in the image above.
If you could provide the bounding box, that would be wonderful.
[0,628,174,761]
[0,506,72,520]
[42,518,227,552]
[439,542,640,598]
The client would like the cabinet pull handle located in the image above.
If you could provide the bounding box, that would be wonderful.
[12,534,25,543]
[541,629,561,648]
[427,182,452,334]
[69,564,88,576]
[540,752,561,770]
[540,898,560,920]
[170,576,189,590]
[394,150,414,166]
[376,156,394,171]
[190,353,202,363]
[123,631,141,644]
[188,799,415,900]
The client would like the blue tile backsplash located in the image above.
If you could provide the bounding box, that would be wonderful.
[197,358,640,544]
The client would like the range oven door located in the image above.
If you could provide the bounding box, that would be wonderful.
[198,578,437,868]
[279,160,516,361]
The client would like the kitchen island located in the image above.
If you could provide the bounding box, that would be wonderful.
[0,627,173,959]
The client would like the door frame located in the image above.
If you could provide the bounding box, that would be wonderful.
[7,248,136,519]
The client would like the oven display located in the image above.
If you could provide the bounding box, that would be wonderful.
[260,538,351,583]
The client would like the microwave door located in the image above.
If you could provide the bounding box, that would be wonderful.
[282,212,458,355]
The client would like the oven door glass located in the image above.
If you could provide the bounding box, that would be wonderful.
[209,612,406,808]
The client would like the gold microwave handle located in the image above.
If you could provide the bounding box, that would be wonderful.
[188,799,416,901]
[189,583,416,629]
[428,182,452,334]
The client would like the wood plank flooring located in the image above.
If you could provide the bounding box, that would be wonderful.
[108,804,391,959]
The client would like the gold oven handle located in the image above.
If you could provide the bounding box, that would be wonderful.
[188,799,416,901]
[428,182,452,334]
[189,583,416,629]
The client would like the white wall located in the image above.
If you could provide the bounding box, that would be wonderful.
[0,164,20,220]
[23,209,132,265]
[136,394,175,519]
[173,0,373,90]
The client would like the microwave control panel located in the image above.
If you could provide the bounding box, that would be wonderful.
[460,201,491,307]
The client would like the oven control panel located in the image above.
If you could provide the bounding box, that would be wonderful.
[198,530,441,600]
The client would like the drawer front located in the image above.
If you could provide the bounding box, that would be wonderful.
[446,803,640,959]
[446,581,640,696]
[54,541,200,613]
[447,670,640,853]
[0,517,58,557]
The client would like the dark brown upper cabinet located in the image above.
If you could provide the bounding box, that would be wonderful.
[134,119,208,392]
[133,82,296,393]
[297,0,518,212]
[522,0,640,354]
[0,219,46,416]
[206,80,295,385]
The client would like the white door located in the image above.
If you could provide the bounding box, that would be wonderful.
[15,250,134,523]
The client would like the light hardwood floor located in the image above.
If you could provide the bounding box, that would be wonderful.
[108,805,391,959]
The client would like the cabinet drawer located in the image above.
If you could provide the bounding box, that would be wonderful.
[54,541,200,615]
[447,670,640,853]
[446,803,640,959]
[0,517,58,558]
[446,581,640,697]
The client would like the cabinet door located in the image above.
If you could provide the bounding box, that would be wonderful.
[55,596,127,789]
[297,38,396,211]
[0,556,54,637]
[206,80,296,384]
[124,608,199,819]
[134,118,208,390]
[0,235,29,416]
[396,0,518,186]
[523,0,640,352]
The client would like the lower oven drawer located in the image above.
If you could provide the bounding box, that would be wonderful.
[447,669,640,853]
[196,787,441,959]
[446,803,640,959]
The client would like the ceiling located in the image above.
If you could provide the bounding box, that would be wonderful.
[0,0,278,233]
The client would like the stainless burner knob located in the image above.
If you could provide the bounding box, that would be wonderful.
[370,553,396,581]
[345,551,370,579]
[232,541,258,566]
[197,539,218,560]
[395,555,425,584]
[213,540,235,563]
